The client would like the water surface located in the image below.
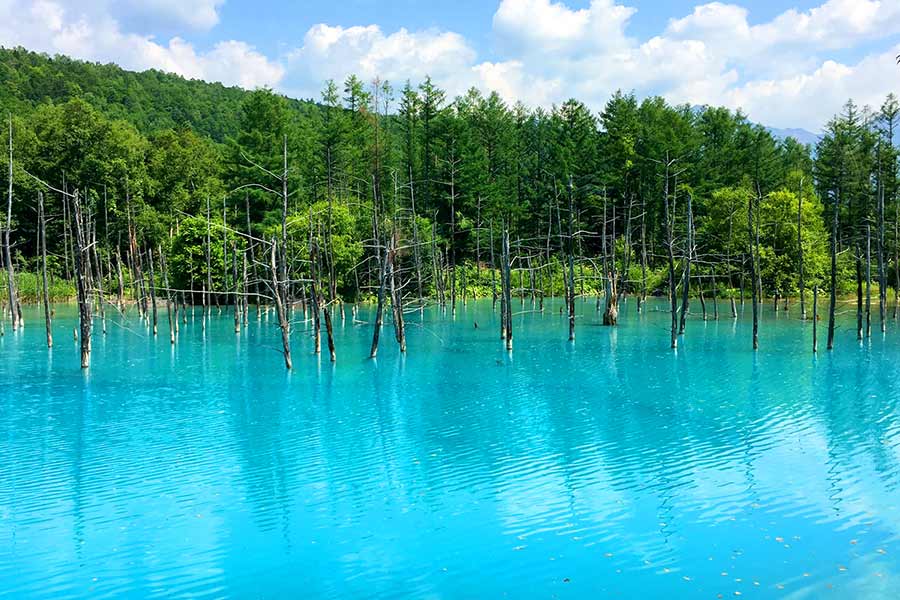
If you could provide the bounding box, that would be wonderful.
[1,299,899,598]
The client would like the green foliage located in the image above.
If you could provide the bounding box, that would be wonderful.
[283,200,364,298]
[0,272,75,303]
[168,216,238,293]
[1,45,897,308]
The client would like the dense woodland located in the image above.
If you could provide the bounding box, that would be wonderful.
[1,46,899,366]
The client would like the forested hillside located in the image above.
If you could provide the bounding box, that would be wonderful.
[1,45,898,354]
[0,46,318,140]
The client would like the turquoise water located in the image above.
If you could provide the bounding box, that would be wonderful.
[1,299,899,599]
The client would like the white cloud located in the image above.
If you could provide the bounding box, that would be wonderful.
[479,0,900,129]
[0,0,282,88]
[2,0,899,131]
[473,61,562,107]
[285,24,478,99]
[665,1,900,77]
[758,0,899,48]
[493,0,635,55]
[721,46,900,131]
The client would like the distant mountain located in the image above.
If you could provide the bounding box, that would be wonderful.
[766,127,822,147]
[689,105,822,147]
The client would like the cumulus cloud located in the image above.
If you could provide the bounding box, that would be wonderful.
[493,0,635,55]
[284,24,478,99]
[273,0,900,130]
[665,0,900,78]
[0,0,282,88]
[722,46,900,131]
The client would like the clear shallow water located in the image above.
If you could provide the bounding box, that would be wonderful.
[1,299,899,599]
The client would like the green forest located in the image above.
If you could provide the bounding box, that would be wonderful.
[1,46,898,362]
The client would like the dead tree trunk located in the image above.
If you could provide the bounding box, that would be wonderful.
[878,175,886,332]
[431,220,445,308]
[62,177,71,280]
[91,217,106,335]
[866,224,872,339]
[699,279,707,321]
[449,160,458,316]
[308,212,321,355]
[503,225,513,351]
[894,202,899,319]
[161,246,175,345]
[798,177,807,320]
[232,243,241,335]
[72,191,92,368]
[39,191,52,347]
[749,192,760,351]
[813,285,819,353]
[245,194,260,319]
[678,191,693,335]
[148,247,158,336]
[566,178,576,341]
[711,269,719,320]
[310,229,335,361]
[205,194,213,315]
[370,239,390,359]
[320,242,337,363]
[499,229,507,340]
[409,170,424,310]
[462,259,468,307]
[856,243,863,341]
[270,239,292,370]
[640,193,648,311]
[664,163,678,349]
[490,220,498,310]
[827,193,838,351]
[389,232,406,353]
[4,114,18,331]
[603,195,619,326]
[115,246,125,309]
[242,249,249,326]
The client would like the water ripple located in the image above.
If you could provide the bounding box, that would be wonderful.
[1,301,899,598]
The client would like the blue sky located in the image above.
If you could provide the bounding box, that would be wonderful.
[201,0,825,54]
[2,0,899,131]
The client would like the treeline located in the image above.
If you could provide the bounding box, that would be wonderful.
[1,46,898,364]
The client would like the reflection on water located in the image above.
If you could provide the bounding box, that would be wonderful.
[1,299,899,598]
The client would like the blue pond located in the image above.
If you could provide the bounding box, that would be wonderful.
[1,299,899,598]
